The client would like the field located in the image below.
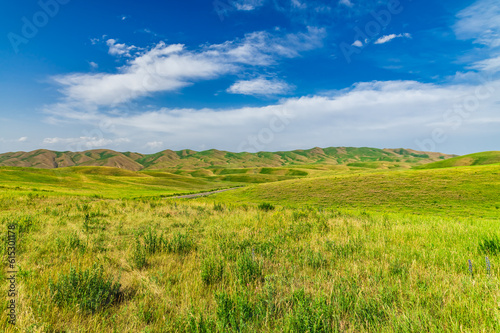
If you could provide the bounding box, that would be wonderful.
[1,158,500,332]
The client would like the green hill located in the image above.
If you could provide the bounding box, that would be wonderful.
[211,164,500,218]
[416,151,500,169]
[0,147,455,171]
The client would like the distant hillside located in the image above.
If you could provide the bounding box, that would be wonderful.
[0,147,455,171]
[415,151,500,170]
[212,164,500,218]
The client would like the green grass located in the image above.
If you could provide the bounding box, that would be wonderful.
[1,193,499,332]
[1,160,500,331]
[416,151,500,169]
[212,164,500,218]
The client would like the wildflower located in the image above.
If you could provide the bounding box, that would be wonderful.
[468,259,474,278]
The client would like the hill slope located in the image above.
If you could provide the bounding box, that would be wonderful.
[211,164,500,218]
[415,151,500,169]
[0,147,455,171]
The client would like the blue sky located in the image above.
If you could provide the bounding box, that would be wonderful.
[0,0,499,155]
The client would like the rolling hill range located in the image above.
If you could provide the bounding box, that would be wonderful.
[0,147,454,171]
[415,151,500,169]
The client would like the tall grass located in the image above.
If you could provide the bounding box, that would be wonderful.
[1,190,499,331]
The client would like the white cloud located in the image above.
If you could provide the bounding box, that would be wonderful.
[53,43,231,107]
[18,137,28,142]
[207,26,325,66]
[454,0,500,48]
[352,40,363,47]
[234,0,265,11]
[89,61,98,69]
[145,141,164,149]
[453,0,500,74]
[43,137,130,148]
[472,55,500,72]
[51,28,325,108]
[106,39,138,57]
[374,33,411,45]
[339,0,353,7]
[45,79,500,153]
[227,77,293,96]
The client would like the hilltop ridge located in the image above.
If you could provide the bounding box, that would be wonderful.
[0,147,456,171]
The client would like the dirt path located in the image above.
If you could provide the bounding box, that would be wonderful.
[166,187,243,199]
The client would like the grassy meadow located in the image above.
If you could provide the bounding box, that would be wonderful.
[1,161,500,332]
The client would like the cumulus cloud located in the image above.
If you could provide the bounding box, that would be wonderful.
[45,79,500,153]
[106,39,139,57]
[352,40,363,47]
[227,77,293,96]
[51,28,324,108]
[18,137,28,142]
[374,33,411,45]
[145,141,164,149]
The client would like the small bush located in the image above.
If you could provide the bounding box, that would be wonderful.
[201,256,224,285]
[49,264,121,313]
[258,202,275,211]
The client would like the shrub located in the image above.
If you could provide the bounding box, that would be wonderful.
[49,264,121,313]
[258,202,275,212]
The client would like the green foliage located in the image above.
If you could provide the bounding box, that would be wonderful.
[286,289,335,333]
[257,202,275,211]
[479,235,500,255]
[131,236,148,269]
[201,256,224,285]
[236,249,262,284]
[166,232,195,254]
[213,203,224,212]
[215,291,255,331]
[49,264,121,313]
